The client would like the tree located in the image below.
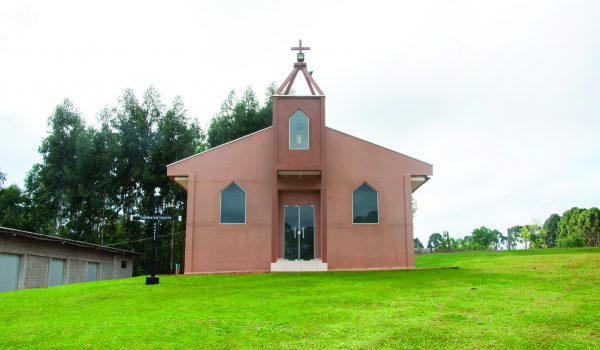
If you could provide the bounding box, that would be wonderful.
[427,233,444,251]
[543,214,560,247]
[152,96,204,272]
[21,88,207,275]
[0,168,5,187]
[436,231,456,251]
[470,226,498,249]
[414,238,424,252]
[521,223,543,249]
[25,99,86,236]
[581,208,600,247]
[507,226,522,249]
[0,184,33,230]
[207,85,275,148]
[495,229,507,250]
[558,207,585,247]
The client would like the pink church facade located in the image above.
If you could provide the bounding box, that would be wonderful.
[167,48,432,273]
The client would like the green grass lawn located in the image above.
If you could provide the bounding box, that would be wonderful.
[1,248,599,349]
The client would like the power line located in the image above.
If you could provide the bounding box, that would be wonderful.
[102,230,185,247]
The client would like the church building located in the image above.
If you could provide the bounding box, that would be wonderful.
[167,41,432,273]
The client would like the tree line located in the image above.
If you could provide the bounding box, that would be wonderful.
[417,208,600,252]
[0,84,275,275]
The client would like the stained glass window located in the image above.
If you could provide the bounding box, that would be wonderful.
[289,110,309,150]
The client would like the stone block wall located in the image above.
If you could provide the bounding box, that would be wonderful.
[101,263,114,280]
[69,260,87,283]
[24,255,50,289]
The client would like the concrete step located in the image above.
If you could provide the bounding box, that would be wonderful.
[270,259,328,272]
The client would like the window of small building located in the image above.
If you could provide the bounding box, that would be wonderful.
[352,182,379,224]
[220,182,246,224]
[121,260,127,268]
[289,110,309,150]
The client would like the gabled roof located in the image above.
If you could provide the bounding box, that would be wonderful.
[326,126,433,167]
[167,126,273,168]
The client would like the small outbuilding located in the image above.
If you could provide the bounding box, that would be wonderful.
[0,226,137,292]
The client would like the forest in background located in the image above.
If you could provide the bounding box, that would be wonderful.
[0,84,275,275]
[417,207,600,252]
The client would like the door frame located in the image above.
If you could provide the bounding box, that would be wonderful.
[283,204,316,260]
[277,191,321,260]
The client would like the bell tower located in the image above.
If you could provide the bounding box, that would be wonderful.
[272,39,325,169]
[270,40,328,267]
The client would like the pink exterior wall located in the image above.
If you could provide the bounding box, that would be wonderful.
[167,128,274,273]
[325,128,433,270]
[167,97,432,273]
[272,96,324,169]
[271,95,328,263]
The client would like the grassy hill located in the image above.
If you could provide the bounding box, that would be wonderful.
[1,248,598,349]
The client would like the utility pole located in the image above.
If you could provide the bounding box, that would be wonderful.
[170,219,174,274]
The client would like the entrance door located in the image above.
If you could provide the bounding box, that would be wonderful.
[284,205,315,260]
[0,253,21,292]
[87,262,98,282]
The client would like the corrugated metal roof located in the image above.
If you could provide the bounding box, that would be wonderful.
[0,226,139,255]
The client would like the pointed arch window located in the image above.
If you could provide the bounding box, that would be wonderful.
[289,110,309,150]
[352,182,379,224]
[220,182,246,224]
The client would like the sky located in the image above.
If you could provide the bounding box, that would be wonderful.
[1,0,599,243]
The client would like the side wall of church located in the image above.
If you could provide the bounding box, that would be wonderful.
[325,128,432,270]
[168,128,274,273]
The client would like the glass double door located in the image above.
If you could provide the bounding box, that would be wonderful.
[284,205,315,260]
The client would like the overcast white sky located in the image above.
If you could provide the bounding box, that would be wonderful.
[1,0,599,242]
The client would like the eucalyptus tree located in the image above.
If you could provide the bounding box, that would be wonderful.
[152,96,205,272]
[0,184,33,230]
[507,226,522,249]
[25,99,86,236]
[207,85,275,148]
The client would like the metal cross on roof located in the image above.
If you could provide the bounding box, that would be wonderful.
[291,39,310,62]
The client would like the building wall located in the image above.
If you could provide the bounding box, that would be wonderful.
[0,235,134,291]
[24,255,50,289]
[325,128,433,270]
[272,96,324,169]
[168,128,274,273]
[69,259,87,283]
[166,114,433,274]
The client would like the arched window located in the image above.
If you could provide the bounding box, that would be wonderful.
[289,110,309,150]
[220,182,246,224]
[352,182,378,224]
